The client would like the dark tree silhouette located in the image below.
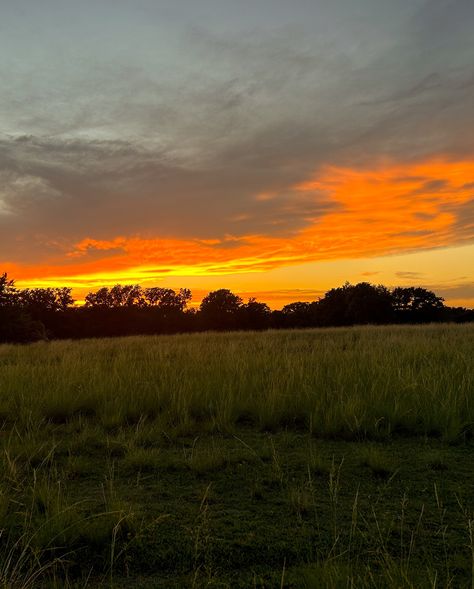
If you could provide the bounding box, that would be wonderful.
[0,271,472,342]
[239,298,271,330]
[110,285,144,307]
[84,287,114,309]
[392,287,444,323]
[0,309,46,343]
[199,289,243,330]
[344,282,393,324]
[85,285,144,308]
[315,282,393,326]
[85,285,191,311]
[19,287,74,314]
[0,274,47,342]
[144,287,191,311]
[0,273,18,306]
[281,302,316,328]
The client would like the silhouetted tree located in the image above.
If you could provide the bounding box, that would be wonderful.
[81,284,193,337]
[199,289,243,330]
[84,287,114,309]
[19,287,74,314]
[345,283,393,324]
[392,287,444,323]
[443,306,474,323]
[144,287,191,311]
[239,298,271,330]
[0,271,470,342]
[0,273,18,307]
[314,282,393,326]
[0,274,47,342]
[85,285,144,308]
[0,309,46,343]
[281,302,316,328]
[110,285,144,307]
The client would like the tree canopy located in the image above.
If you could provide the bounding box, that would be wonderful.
[0,272,472,343]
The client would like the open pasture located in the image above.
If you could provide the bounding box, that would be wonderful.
[0,324,473,587]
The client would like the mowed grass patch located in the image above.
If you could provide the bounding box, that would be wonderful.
[0,430,473,587]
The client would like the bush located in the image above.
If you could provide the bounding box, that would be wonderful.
[0,308,46,343]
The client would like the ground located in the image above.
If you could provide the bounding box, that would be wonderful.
[0,325,473,587]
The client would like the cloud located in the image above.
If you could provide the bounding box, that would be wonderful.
[396,271,425,280]
[434,282,474,301]
[0,0,473,285]
[443,198,474,243]
[405,280,474,307]
[2,157,473,288]
[0,134,337,264]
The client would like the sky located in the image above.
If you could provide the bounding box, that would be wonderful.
[1,0,473,308]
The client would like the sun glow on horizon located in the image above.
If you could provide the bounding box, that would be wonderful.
[4,157,474,308]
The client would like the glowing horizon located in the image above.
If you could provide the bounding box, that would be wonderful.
[6,157,474,309]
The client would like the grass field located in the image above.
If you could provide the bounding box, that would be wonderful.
[0,324,473,587]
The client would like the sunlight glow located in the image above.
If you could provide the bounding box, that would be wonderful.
[6,157,474,307]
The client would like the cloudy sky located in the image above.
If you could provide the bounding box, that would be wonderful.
[1,0,473,306]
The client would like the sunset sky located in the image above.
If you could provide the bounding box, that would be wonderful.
[1,0,473,308]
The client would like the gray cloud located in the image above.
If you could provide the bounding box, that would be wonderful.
[426,282,474,303]
[0,0,473,266]
[0,135,336,262]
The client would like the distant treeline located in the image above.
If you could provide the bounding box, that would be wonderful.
[0,272,473,343]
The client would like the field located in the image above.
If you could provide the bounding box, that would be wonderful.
[0,324,473,587]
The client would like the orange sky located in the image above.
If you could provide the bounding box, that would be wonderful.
[5,157,474,308]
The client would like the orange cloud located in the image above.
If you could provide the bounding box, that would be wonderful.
[295,158,474,257]
[7,157,474,297]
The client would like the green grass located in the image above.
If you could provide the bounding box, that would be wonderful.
[0,324,473,586]
[1,324,473,440]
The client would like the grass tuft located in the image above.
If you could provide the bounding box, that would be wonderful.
[358,445,398,479]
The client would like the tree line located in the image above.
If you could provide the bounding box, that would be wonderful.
[0,272,472,343]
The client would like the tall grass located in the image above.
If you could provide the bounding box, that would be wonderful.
[1,324,473,586]
[0,324,472,440]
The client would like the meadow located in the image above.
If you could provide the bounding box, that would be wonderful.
[0,324,473,587]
